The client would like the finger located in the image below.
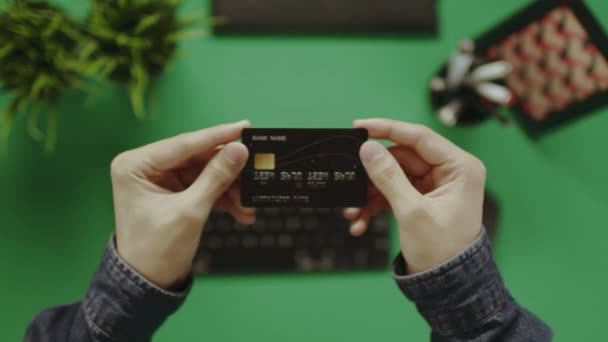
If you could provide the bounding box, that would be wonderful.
[215,192,255,224]
[215,193,256,225]
[350,210,371,236]
[360,141,421,213]
[354,119,465,166]
[343,207,361,220]
[213,195,255,223]
[129,120,250,172]
[191,145,224,164]
[388,145,431,177]
[224,202,256,225]
[177,145,230,188]
[344,193,389,221]
[188,142,249,209]
[349,195,390,236]
[173,145,224,174]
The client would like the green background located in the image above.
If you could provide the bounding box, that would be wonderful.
[2,0,608,340]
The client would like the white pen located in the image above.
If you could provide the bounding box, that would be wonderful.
[466,61,513,85]
[446,40,475,90]
[475,82,513,105]
[438,98,464,126]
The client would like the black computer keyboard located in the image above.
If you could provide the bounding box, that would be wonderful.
[193,208,391,274]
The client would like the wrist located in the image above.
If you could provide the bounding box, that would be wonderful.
[400,225,483,274]
[393,229,507,336]
[82,234,192,341]
[116,240,189,290]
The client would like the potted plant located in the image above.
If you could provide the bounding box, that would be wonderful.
[0,0,96,151]
[86,0,202,118]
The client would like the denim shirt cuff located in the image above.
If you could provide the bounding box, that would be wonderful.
[392,229,506,336]
[82,234,192,341]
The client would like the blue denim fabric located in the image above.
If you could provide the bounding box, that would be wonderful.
[394,230,553,341]
[26,230,552,341]
[25,236,191,341]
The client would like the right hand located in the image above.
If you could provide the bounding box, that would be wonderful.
[343,119,487,274]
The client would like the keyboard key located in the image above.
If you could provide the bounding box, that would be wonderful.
[192,255,209,273]
[317,208,332,214]
[303,217,318,230]
[225,235,240,248]
[285,216,301,231]
[296,255,314,272]
[263,207,280,215]
[372,217,390,233]
[319,255,334,270]
[354,250,369,267]
[234,222,249,231]
[252,219,266,232]
[216,217,232,232]
[208,236,223,250]
[371,252,389,268]
[204,221,215,232]
[243,235,258,248]
[313,232,329,247]
[374,237,390,251]
[268,217,283,231]
[282,207,297,215]
[278,234,294,248]
[260,234,275,248]
[295,234,310,248]
[300,207,314,215]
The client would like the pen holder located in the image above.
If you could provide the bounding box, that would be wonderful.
[430,39,513,127]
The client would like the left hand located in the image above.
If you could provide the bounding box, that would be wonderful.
[111,121,254,288]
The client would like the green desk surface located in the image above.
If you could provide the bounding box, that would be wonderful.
[1,0,608,340]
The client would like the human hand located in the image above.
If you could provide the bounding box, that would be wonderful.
[110,121,254,288]
[343,119,486,274]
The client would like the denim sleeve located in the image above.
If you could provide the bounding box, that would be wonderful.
[393,230,553,341]
[25,235,192,342]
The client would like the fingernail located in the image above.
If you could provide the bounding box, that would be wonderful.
[236,120,251,126]
[353,119,365,126]
[241,207,255,214]
[243,215,256,225]
[350,219,364,236]
[344,207,360,218]
[360,141,385,163]
[223,143,247,165]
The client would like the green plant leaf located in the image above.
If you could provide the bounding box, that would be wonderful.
[26,102,44,142]
[0,42,13,59]
[135,13,162,34]
[87,0,201,118]
[0,0,97,150]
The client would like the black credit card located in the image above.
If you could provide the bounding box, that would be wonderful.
[241,128,368,208]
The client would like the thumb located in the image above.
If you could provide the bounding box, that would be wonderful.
[360,141,420,214]
[188,142,249,209]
